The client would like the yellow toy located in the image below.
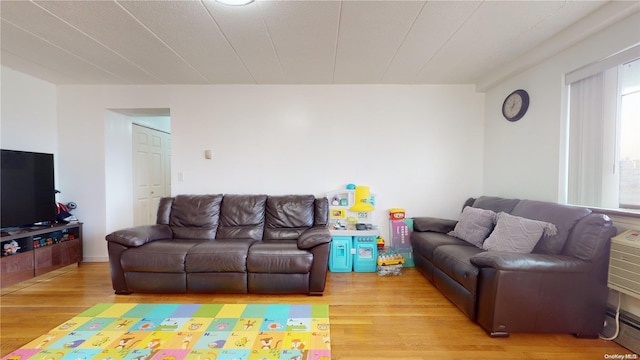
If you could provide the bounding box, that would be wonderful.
[377,253,405,266]
[389,208,405,220]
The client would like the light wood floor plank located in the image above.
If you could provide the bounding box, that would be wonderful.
[0,262,632,359]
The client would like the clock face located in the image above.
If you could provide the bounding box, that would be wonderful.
[502,89,529,122]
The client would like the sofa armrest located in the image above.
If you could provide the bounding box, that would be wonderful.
[470,251,591,273]
[105,224,173,247]
[412,217,457,233]
[298,226,332,249]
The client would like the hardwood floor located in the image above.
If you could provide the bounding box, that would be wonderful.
[0,262,632,359]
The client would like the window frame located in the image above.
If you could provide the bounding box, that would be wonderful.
[563,44,640,214]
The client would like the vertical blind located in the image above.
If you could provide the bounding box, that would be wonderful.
[565,44,639,208]
[567,73,605,206]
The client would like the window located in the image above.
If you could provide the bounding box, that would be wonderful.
[619,59,640,209]
[566,46,640,212]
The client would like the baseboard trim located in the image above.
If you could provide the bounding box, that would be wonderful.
[603,308,640,354]
[0,263,78,296]
[81,257,109,262]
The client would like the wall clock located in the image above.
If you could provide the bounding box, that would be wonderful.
[502,89,529,122]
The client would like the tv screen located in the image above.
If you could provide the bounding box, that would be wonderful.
[1,149,57,229]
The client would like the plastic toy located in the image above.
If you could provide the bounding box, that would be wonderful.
[377,252,405,266]
[389,208,405,220]
[350,185,375,212]
[3,240,20,256]
[377,236,385,249]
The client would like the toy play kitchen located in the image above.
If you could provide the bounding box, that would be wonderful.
[326,184,379,272]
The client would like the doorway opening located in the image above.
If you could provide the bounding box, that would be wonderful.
[105,108,171,232]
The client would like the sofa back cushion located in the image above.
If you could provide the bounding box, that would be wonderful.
[161,194,223,240]
[510,200,591,255]
[216,194,267,240]
[563,213,615,261]
[264,195,316,240]
[472,196,520,214]
[314,198,329,226]
[156,197,173,225]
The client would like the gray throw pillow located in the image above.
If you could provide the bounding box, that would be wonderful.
[447,206,496,248]
[483,212,558,253]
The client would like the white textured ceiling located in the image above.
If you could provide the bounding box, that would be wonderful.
[0,0,623,86]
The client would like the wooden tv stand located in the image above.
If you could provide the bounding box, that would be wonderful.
[0,223,82,288]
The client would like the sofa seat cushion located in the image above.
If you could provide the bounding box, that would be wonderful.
[432,245,484,293]
[411,232,472,262]
[247,241,313,273]
[121,240,200,272]
[185,239,257,272]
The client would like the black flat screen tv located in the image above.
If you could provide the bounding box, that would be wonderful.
[1,149,57,229]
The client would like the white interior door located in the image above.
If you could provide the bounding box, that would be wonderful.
[133,124,171,226]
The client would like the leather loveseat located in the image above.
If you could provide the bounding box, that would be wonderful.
[106,194,332,295]
[410,196,616,337]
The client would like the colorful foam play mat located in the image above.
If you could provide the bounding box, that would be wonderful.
[2,303,331,360]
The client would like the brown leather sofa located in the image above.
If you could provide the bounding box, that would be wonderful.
[106,194,332,295]
[410,196,616,337]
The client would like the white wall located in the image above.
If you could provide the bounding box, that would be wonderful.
[483,10,640,202]
[0,66,65,222]
[0,67,57,159]
[56,84,484,261]
[104,110,134,234]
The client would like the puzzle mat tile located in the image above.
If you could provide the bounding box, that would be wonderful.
[2,303,331,360]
